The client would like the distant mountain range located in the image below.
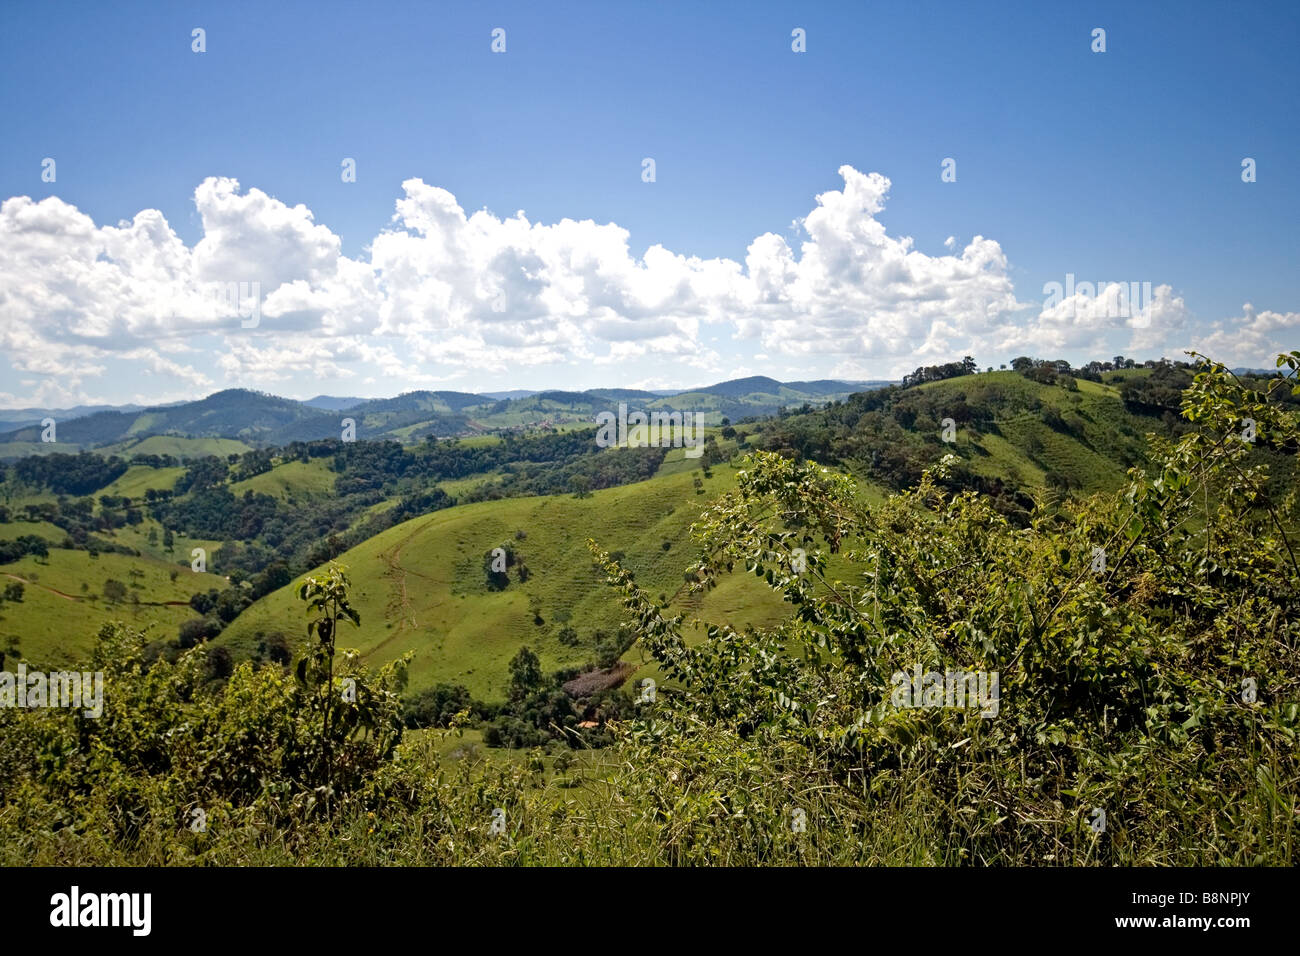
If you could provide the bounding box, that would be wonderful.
[0,377,891,457]
[301,395,367,412]
[0,403,151,434]
[476,389,538,401]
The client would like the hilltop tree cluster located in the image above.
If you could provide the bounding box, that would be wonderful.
[900,356,978,388]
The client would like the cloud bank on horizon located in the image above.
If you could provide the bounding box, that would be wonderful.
[0,165,1292,408]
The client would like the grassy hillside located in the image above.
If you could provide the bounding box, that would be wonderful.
[0,519,65,543]
[98,464,186,499]
[219,461,793,700]
[916,371,1152,492]
[0,441,85,459]
[229,458,336,500]
[758,368,1180,505]
[0,549,227,667]
[95,435,253,459]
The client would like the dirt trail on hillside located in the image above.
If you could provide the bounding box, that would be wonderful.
[372,515,445,655]
[2,572,191,608]
[3,572,80,602]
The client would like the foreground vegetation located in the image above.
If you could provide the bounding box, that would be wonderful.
[0,354,1296,865]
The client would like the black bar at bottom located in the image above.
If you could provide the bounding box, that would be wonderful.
[4,865,1288,942]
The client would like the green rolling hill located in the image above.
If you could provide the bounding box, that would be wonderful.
[228,458,336,501]
[0,548,228,668]
[216,461,792,700]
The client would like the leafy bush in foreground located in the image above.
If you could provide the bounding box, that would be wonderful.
[585,352,1300,863]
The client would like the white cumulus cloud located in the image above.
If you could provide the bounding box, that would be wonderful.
[1191,304,1300,367]
[0,167,1287,405]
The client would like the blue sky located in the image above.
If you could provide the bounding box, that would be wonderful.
[1,0,1296,407]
